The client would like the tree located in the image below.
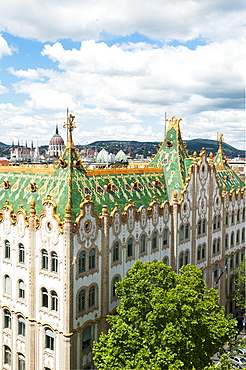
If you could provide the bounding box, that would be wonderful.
[93,261,237,370]
[233,256,246,311]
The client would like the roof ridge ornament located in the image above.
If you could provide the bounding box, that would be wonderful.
[63,114,76,149]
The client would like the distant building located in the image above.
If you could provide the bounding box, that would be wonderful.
[47,125,65,158]
[0,114,245,370]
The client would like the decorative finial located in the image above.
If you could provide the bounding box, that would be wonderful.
[63,113,76,148]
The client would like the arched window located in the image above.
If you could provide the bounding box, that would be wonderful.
[179,225,184,241]
[230,255,234,269]
[243,208,245,221]
[225,212,229,226]
[51,291,58,311]
[113,242,119,261]
[197,245,201,261]
[213,216,217,230]
[152,231,157,249]
[5,240,10,259]
[163,257,169,265]
[242,228,245,242]
[217,215,221,229]
[78,251,86,273]
[185,250,189,265]
[236,252,239,266]
[51,252,58,273]
[197,220,202,236]
[78,290,85,312]
[4,275,10,295]
[18,316,26,337]
[18,353,25,370]
[82,326,91,351]
[4,309,11,329]
[217,238,221,253]
[112,276,119,297]
[18,280,25,299]
[236,230,240,244]
[213,239,216,254]
[127,238,133,257]
[225,234,229,249]
[42,287,48,307]
[89,286,95,307]
[19,244,25,263]
[89,248,95,269]
[45,328,54,350]
[41,249,48,270]
[202,243,206,259]
[185,224,189,239]
[4,345,11,365]
[231,211,234,225]
[163,228,168,246]
[237,209,240,222]
[202,219,206,234]
[231,232,234,247]
[140,235,146,253]
[179,252,184,269]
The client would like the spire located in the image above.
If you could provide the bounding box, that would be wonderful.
[56,124,59,135]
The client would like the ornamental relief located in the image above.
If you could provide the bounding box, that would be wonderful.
[214,194,221,214]
[127,207,135,231]
[180,194,190,224]
[77,204,98,242]
[198,190,207,218]
[17,212,26,238]
[163,202,169,223]
[3,208,11,235]
[40,206,59,246]
[140,206,147,229]
[152,203,159,226]
[199,161,208,185]
[112,211,121,236]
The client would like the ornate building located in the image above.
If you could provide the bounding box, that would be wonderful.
[0,114,245,370]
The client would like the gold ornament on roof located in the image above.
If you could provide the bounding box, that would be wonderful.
[64,114,76,149]
[166,115,182,130]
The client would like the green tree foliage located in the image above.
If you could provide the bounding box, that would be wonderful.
[93,261,237,370]
[233,256,246,310]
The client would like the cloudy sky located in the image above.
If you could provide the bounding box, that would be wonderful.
[0,0,245,149]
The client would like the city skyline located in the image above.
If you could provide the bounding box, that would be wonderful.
[0,0,245,149]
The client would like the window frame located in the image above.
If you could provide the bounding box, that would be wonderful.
[19,244,25,264]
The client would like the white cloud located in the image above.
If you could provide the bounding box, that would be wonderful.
[0,0,245,42]
[0,34,12,57]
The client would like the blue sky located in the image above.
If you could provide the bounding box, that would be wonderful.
[0,0,245,149]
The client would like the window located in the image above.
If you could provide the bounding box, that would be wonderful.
[231,232,234,247]
[179,225,184,241]
[213,264,218,280]
[237,209,240,222]
[89,286,95,307]
[242,228,245,242]
[78,290,85,312]
[89,248,95,269]
[5,240,10,259]
[236,252,239,266]
[51,252,58,273]
[4,345,11,365]
[202,243,206,259]
[230,256,234,269]
[231,211,234,225]
[217,238,220,253]
[202,219,206,234]
[217,215,221,229]
[163,257,168,265]
[179,252,184,269]
[185,224,189,239]
[4,275,10,295]
[78,251,86,273]
[4,309,11,329]
[51,291,58,311]
[18,353,25,370]
[236,230,240,244]
[225,234,228,249]
[19,244,25,263]
[113,242,119,261]
[41,249,48,270]
[213,216,217,230]
[213,239,216,254]
[82,326,91,351]
[152,231,157,249]
[19,280,25,299]
[42,287,48,308]
[197,220,202,236]
[127,238,133,257]
[163,228,168,246]
[197,245,201,261]
[45,328,54,350]
[112,277,119,297]
[18,316,26,337]
[243,208,245,221]
[185,251,189,265]
[225,212,229,226]
[140,235,146,253]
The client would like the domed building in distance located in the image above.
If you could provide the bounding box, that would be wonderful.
[47,125,65,158]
